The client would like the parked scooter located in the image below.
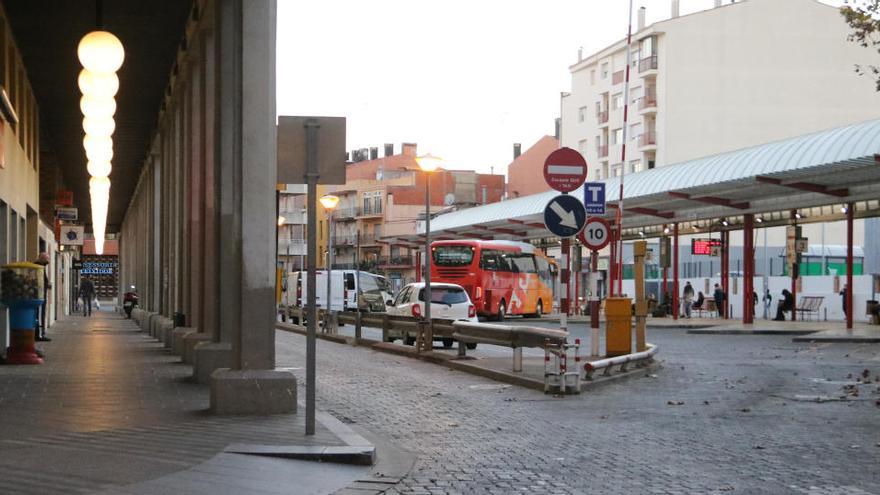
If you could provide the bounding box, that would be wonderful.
[123,286,138,318]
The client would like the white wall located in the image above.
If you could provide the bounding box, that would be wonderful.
[623,274,874,322]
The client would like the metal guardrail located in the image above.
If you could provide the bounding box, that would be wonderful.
[278,305,570,370]
[582,343,658,379]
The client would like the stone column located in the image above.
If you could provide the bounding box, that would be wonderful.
[193,2,233,383]
[209,0,295,415]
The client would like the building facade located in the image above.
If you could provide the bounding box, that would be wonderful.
[506,135,559,198]
[559,0,880,268]
[561,0,880,180]
[325,143,505,290]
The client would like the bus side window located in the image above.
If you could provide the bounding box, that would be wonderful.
[345,273,356,291]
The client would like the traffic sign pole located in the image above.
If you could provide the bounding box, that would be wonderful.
[590,249,600,357]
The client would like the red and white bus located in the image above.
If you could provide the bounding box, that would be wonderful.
[430,240,557,320]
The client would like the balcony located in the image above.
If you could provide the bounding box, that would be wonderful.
[334,235,357,247]
[360,234,381,245]
[357,205,383,218]
[334,207,358,221]
[638,87,657,112]
[596,110,609,126]
[638,55,657,73]
[612,69,624,85]
[279,210,306,225]
[378,256,414,269]
[277,239,306,255]
[597,145,609,159]
[638,131,657,149]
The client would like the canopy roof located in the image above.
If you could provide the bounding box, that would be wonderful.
[392,119,880,247]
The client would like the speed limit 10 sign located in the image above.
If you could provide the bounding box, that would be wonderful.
[578,217,611,251]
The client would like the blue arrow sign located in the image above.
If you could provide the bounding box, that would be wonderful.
[583,182,606,215]
[544,194,587,238]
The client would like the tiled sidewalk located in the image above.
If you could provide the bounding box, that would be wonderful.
[0,311,365,495]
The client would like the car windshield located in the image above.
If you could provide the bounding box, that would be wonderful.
[432,245,474,266]
[418,287,468,305]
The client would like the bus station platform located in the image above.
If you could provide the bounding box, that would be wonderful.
[0,310,403,495]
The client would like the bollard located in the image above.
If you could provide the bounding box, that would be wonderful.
[513,347,522,372]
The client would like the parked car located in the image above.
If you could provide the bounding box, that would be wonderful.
[385,282,478,349]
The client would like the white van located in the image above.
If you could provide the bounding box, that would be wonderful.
[284,270,393,313]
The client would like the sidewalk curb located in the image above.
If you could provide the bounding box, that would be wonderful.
[791,335,880,343]
[688,329,816,336]
[223,384,377,466]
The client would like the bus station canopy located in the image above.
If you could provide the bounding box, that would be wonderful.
[391,119,880,247]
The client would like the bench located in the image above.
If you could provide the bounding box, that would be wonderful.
[796,296,824,321]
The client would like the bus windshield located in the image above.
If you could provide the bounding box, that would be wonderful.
[432,245,474,266]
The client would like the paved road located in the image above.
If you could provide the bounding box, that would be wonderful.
[276,325,880,494]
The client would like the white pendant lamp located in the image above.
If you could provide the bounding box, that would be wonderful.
[77,31,125,73]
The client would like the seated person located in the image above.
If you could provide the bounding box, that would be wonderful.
[774,289,794,321]
[692,291,705,309]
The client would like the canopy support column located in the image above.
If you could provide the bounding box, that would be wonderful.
[673,222,679,320]
[743,214,754,324]
[847,202,854,331]
[722,230,730,319]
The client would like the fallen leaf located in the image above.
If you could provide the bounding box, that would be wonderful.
[741,408,752,413]
[703,400,710,405]
[753,445,766,450]
[667,400,684,406]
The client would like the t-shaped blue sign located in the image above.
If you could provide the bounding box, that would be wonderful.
[583,182,606,215]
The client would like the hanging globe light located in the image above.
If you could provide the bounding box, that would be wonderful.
[83,134,112,156]
[86,160,112,178]
[78,69,119,97]
[85,141,113,163]
[80,95,116,118]
[77,31,125,73]
[82,116,115,137]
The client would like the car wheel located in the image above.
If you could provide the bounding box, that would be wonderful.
[497,300,506,322]
[442,338,454,348]
[466,343,477,350]
[533,300,543,318]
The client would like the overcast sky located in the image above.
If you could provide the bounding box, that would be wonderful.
[276,0,844,176]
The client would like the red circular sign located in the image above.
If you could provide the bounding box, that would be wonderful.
[578,217,611,251]
[543,147,588,193]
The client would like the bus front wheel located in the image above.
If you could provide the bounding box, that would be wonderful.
[530,300,543,318]
[496,300,506,322]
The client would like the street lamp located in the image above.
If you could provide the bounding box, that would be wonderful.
[415,153,443,352]
[319,194,339,330]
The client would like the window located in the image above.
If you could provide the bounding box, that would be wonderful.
[373,192,382,214]
[394,286,412,306]
[578,139,587,154]
[578,106,587,123]
[595,168,602,180]
[629,122,642,140]
[418,286,468,305]
[480,249,512,272]
[601,62,609,79]
[612,93,623,110]
[631,50,640,69]
[613,165,621,177]
[433,245,475,266]
[629,160,641,173]
[508,254,537,273]
[590,70,596,85]
[595,135,601,149]
[640,36,656,58]
[630,86,642,103]
[373,224,381,239]
[611,128,623,145]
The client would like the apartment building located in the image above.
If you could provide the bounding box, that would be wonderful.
[327,143,505,288]
[561,0,880,180]
[559,0,880,267]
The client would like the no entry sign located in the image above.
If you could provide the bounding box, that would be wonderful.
[543,147,588,193]
[578,217,611,251]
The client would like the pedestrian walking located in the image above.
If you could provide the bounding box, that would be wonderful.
[762,289,772,319]
[79,277,96,317]
[752,290,759,319]
[713,283,725,318]
[839,284,848,317]
[682,282,694,318]
[33,252,52,341]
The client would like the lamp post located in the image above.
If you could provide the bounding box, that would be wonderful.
[415,154,442,352]
[319,195,339,331]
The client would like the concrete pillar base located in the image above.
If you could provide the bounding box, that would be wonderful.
[193,342,233,384]
[210,369,297,415]
[144,312,158,334]
[182,332,212,365]
[171,327,197,356]
[154,317,173,346]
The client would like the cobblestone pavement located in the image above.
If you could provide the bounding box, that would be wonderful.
[276,326,880,494]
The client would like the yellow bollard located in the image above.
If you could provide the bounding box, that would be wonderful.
[604,296,632,357]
